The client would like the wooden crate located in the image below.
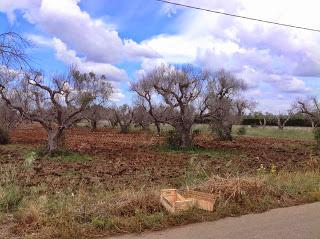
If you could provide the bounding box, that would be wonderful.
[186,189,216,212]
[160,189,194,214]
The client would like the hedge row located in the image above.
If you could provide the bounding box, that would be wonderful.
[195,117,313,127]
[242,117,312,127]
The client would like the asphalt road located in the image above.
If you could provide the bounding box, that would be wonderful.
[109,202,320,239]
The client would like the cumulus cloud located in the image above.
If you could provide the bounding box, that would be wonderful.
[268,75,311,94]
[52,38,128,103]
[26,34,52,46]
[110,89,125,102]
[0,0,40,23]
[1,0,159,64]
[52,38,129,82]
[2,0,320,111]
[147,0,320,76]
[135,58,169,80]
[139,0,320,111]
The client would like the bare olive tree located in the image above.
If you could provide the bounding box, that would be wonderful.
[306,115,318,128]
[105,107,118,128]
[259,116,267,128]
[83,72,113,131]
[149,65,206,148]
[113,104,134,133]
[293,97,320,126]
[0,68,107,154]
[0,101,21,131]
[201,70,248,141]
[0,32,30,134]
[132,104,153,131]
[131,77,165,135]
[276,113,291,130]
[0,32,30,69]
[235,98,256,117]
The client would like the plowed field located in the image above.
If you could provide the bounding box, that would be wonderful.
[2,124,318,191]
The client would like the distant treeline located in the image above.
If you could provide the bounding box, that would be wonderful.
[195,115,314,127]
[242,116,312,127]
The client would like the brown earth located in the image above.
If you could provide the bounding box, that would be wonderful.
[2,124,318,192]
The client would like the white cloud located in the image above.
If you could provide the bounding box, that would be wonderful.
[0,0,40,23]
[52,38,128,82]
[2,0,320,111]
[1,0,159,64]
[143,34,240,64]
[268,75,311,94]
[146,0,320,76]
[26,34,52,46]
[140,0,320,107]
[110,91,125,102]
[135,58,169,80]
[51,37,127,103]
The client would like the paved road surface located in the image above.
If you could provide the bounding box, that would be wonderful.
[109,202,320,239]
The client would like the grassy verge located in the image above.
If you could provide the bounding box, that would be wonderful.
[157,145,233,157]
[25,148,93,163]
[232,125,314,141]
[76,121,314,141]
[148,124,314,141]
[0,164,319,239]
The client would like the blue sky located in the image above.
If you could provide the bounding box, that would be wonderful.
[1,0,319,112]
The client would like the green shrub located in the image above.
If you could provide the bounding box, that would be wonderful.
[314,128,320,147]
[165,130,181,149]
[237,126,247,135]
[192,129,201,137]
[0,184,23,212]
[0,128,10,145]
[91,217,107,229]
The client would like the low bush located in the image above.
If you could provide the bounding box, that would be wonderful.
[0,128,10,145]
[237,126,247,135]
[165,130,182,149]
[0,184,23,212]
[35,148,92,162]
[192,129,201,137]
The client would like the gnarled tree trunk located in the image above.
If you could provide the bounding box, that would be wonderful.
[211,121,233,141]
[155,122,161,136]
[47,129,64,154]
[120,124,130,133]
[91,120,97,131]
[174,124,193,148]
[277,117,289,130]
[180,130,192,148]
[259,118,267,128]
[140,123,150,132]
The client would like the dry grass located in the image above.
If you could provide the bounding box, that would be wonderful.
[11,188,163,239]
[0,147,319,238]
[193,176,266,202]
[0,171,316,239]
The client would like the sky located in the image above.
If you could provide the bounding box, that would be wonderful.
[0,0,319,113]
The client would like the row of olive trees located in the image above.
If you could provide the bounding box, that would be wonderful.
[0,32,117,152]
[131,64,252,148]
[1,31,319,152]
[0,31,258,151]
[0,68,113,154]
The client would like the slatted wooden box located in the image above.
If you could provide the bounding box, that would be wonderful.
[160,189,194,214]
[186,189,216,212]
